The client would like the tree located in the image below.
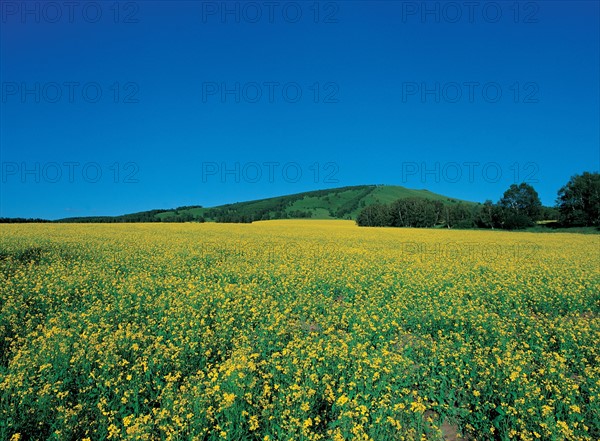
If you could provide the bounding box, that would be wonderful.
[498,183,542,228]
[557,172,600,227]
[478,200,495,229]
[444,202,476,229]
[539,206,559,222]
[388,198,442,228]
[356,203,391,227]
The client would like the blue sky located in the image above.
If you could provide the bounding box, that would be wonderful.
[1,1,599,219]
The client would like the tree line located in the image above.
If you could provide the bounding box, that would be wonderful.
[356,172,599,230]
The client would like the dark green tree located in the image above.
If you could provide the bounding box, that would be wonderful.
[356,203,392,227]
[557,172,600,227]
[498,183,542,228]
[444,202,476,229]
[477,200,496,229]
[389,198,442,228]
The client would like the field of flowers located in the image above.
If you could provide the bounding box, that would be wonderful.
[0,220,599,440]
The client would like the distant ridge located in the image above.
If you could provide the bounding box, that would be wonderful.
[53,185,476,223]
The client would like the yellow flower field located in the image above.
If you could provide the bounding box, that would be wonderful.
[1,221,599,440]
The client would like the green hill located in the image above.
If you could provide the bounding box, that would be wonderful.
[151,185,474,223]
[56,185,476,223]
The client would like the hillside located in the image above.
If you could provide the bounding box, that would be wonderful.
[57,185,474,223]
[170,185,474,221]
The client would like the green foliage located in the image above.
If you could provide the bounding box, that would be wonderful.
[498,183,542,227]
[42,185,470,224]
[0,218,51,223]
[540,205,559,221]
[357,183,552,231]
[358,198,479,229]
[477,200,502,229]
[7,176,595,232]
[333,187,377,218]
[443,202,478,229]
[355,203,392,226]
[389,198,443,228]
[557,172,600,227]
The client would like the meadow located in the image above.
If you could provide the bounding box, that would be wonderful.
[0,221,598,440]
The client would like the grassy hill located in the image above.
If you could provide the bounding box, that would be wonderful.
[156,185,474,222]
[56,185,476,223]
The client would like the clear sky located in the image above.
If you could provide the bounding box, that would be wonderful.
[1,1,599,219]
